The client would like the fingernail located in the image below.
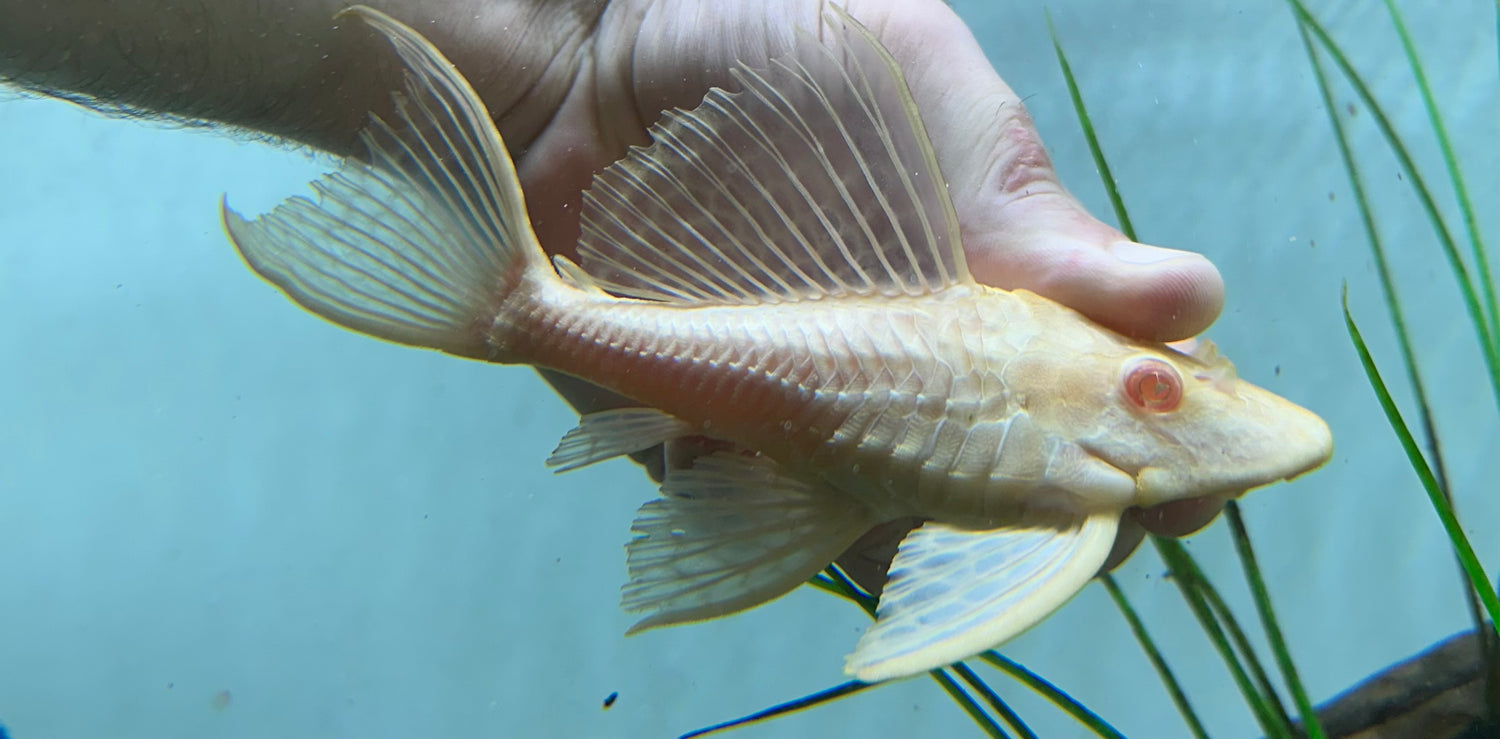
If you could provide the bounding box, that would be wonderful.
[1166,337,1201,355]
[1111,241,1182,265]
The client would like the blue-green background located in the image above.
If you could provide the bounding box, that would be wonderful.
[2,1,1495,736]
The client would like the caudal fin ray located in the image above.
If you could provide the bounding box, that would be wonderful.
[223,166,489,355]
[223,5,546,359]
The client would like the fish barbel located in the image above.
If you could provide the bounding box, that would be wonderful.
[222,6,1333,681]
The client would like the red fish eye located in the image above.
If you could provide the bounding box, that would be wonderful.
[1123,359,1182,412]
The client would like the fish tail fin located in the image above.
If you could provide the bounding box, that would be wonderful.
[222,5,549,362]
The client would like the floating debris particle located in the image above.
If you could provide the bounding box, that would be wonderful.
[603,691,619,710]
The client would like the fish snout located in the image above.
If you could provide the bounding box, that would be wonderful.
[1134,395,1333,506]
[1279,406,1334,482]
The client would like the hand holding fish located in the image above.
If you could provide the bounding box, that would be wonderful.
[212,5,1331,681]
[375,0,1240,557]
[3,0,1325,680]
[0,0,1235,562]
[488,0,1237,568]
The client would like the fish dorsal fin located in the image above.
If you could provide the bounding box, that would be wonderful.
[577,7,969,306]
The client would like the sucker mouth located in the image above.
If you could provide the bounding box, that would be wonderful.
[1133,467,1273,507]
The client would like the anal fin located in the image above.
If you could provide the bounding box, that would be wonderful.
[845,510,1119,682]
[624,453,877,632]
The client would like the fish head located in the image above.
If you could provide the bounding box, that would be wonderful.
[1007,298,1333,508]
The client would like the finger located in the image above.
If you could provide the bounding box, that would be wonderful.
[965,190,1226,343]
[865,3,1225,342]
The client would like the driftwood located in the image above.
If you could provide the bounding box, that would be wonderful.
[1293,628,1498,739]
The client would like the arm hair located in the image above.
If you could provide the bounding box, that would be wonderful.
[0,0,606,156]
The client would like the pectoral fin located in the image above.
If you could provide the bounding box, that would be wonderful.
[845,511,1119,682]
[624,453,877,632]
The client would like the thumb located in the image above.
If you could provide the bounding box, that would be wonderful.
[864,2,1225,342]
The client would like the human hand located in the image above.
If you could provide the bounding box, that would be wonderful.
[0,0,1228,576]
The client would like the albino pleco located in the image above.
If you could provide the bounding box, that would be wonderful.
[223,6,1333,682]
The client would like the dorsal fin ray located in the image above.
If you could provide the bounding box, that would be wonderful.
[577,7,970,306]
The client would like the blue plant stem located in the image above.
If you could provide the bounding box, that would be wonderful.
[951,662,1037,739]
[933,669,1010,739]
[807,568,1011,737]
[677,680,876,739]
[977,651,1128,739]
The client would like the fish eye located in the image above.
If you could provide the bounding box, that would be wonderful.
[1123,358,1183,412]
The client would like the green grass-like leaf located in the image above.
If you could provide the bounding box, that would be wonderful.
[1226,502,1326,739]
[699,567,1013,739]
[1045,12,1135,239]
[1290,3,1497,707]
[1380,0,1498,351]
[1102,574,1209,739]
[930,668,1011,739]
[1155,538,1291,739]
[1192,555,1294,731]
[812,568,1012,736]
[1342,286,1500,630]
[1288,0,1500,402]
